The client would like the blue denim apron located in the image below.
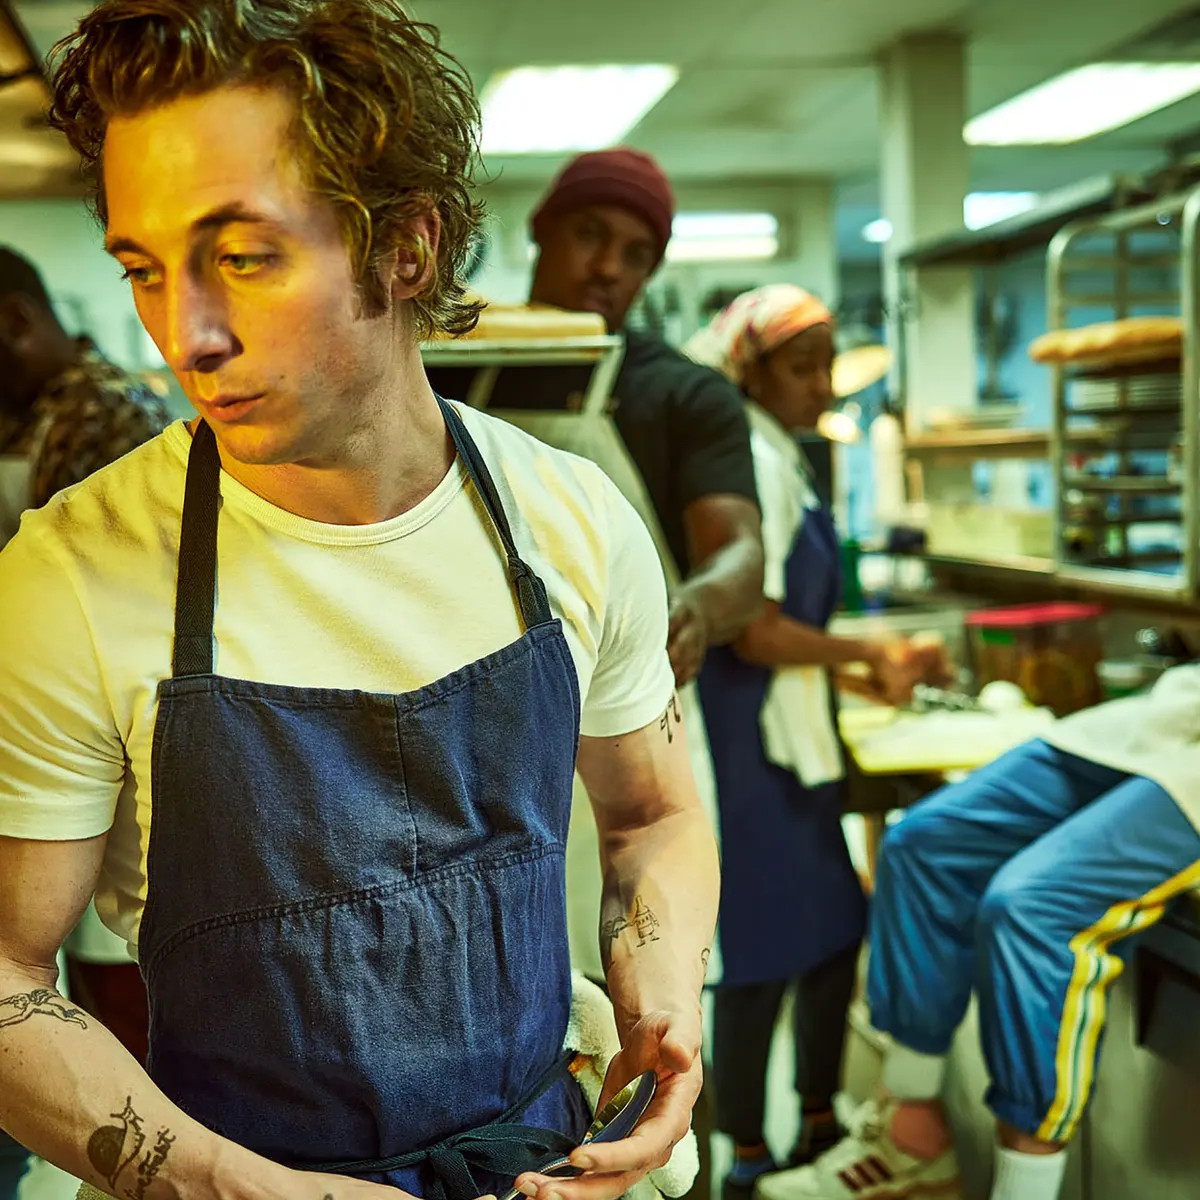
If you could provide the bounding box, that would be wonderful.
[139,402,590,1198]
[698,499,867,988]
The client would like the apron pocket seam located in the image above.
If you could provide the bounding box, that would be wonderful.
[142,840,566,978]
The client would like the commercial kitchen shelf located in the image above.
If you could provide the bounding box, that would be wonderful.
[1044,183,1200,600]
[904,429,1051,458]
[1061,474,1180,495]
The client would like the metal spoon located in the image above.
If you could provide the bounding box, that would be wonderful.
[498,1070,657,1200]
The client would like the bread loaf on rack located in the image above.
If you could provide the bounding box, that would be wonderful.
[1028,316,1183,367]
[431,299,608,342]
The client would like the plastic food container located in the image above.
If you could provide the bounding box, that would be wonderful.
[965,603,1104,716]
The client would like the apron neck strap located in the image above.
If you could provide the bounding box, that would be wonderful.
[172,419,221,677]
[171,404,553,679]
[437,397,553,631]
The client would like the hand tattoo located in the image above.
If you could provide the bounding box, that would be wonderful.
[603,895,662,954]
[659,695,682,743]
[0,989,88,1031]
[87,1097,175,1199]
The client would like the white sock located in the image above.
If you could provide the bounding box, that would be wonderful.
[881,1042,946,1101]
[990,1144,1068,1200]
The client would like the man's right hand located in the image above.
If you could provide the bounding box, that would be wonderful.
[866,640,925,707]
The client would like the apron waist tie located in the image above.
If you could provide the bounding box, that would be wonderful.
[295,1050,579,1200]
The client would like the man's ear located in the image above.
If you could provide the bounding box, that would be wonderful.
[389,207,443,301]
[0,293,36,347]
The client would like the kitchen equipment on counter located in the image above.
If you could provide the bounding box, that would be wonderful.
[966,602,1104,717]
[1097,659,1153,701]
[908,684,980,713]
[498,1070,657,1200]
[924,502,1055,562]
[839,705,1055,776]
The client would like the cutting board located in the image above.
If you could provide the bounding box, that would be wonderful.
[839,706,1057,775]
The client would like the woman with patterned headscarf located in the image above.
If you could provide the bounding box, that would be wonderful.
[682,286,925,1198]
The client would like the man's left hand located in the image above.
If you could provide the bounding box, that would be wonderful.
[514,1009,703,1200]
[667,594,710,687]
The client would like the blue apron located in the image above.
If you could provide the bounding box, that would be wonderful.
[697,496,867,989]
[139,402,590,1198]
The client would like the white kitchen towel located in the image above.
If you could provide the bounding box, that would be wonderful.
[760,665,845,789]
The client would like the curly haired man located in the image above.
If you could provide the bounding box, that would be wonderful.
[0,4,718,1199]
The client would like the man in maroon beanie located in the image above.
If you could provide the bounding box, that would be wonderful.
[525,148,765,686]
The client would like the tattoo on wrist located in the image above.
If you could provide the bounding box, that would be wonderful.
[659,695,682,743]
[701,948,712,969]
[602,894,663,958]
[0,989,88,1031]
[87,1097,175,1200]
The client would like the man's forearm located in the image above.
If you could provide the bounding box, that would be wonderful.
[597,808,719,1040]
[678,536,764,646]
[0,962,282,1200]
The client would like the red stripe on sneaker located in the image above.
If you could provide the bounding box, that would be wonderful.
[867,1156,894,1182]
[856,1160,882,1185]
[851,1164,876,1188]
[837,1169,862,1192]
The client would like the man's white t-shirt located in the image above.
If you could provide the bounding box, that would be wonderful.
[0,403,675,955]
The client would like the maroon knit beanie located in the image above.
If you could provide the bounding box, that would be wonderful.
[530,148,676,264]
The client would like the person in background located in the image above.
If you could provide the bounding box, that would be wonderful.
[514,147,765,686]
[757,657,1200,1200]
[0,245,166,1200]
[681,286,935,1200]
[428,149,764,687]
[0,247,167,537]
[0,3,718,1200]
[524,149,769,1200]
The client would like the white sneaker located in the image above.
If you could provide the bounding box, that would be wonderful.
[754,1099,963,1200]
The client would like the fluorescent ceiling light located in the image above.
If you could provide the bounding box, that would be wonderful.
[666,236,779,263]
[672,212,778,240]
[966,62,1200,146]
[861,193,1041,243]
[963,191,1039,229]
[666,213,779,263]
[480,64,678,155]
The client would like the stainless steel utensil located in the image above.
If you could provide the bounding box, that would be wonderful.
[497,1070,657,1200]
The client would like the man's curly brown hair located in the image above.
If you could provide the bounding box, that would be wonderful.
[47,0,485,338]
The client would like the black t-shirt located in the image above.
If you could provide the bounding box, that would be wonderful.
[426,331,759,575]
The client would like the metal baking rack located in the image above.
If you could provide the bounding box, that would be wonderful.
[1045,185,1200,598]
[421,335,625,417]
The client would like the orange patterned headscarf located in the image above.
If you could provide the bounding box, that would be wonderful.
[683,284,833,387]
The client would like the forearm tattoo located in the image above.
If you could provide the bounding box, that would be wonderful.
[659,695,682,743]
[602,894,662,956]
[701,948,712,970]
[0,989,88,1031]
[87,1097,175,1200]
